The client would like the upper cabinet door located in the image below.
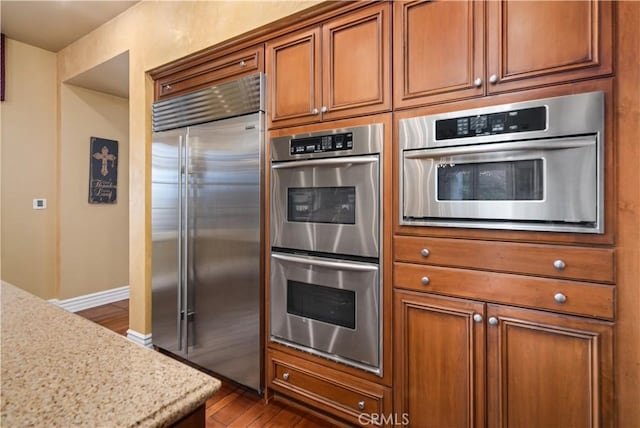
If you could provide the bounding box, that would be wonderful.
[486,0,613,93]
[266,27,322,128]
[321,2,391,122]
[393,0,485,109]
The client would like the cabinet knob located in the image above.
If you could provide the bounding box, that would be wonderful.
[473,77,483,87]
[420,248,430,257]
[488,317,499,326]
[239,60,246,68]
[311,108,319,115]
[163,84,172,91]
[553,259,566,271]
[554,293,567,304]
[473,313,483,323]
[282,372,290,381]
[489,74,499,84]
[358,400,365,410]
[321,106,328,113]
[421,276,430,286]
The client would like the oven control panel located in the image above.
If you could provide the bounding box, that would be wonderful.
[290,132,354,155]
[435,106,546,140]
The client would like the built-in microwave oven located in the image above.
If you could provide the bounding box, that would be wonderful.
[399,91,604,233]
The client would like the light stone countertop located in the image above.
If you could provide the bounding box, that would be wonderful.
[0,282,221,427]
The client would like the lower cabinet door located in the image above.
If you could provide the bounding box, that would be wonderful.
[486,304,614,428]
[394,291,486,428]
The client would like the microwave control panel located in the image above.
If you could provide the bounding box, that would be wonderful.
[290,132,354,155]
[435,106,546,140]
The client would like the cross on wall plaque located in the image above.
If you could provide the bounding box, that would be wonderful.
[88,137,118,204]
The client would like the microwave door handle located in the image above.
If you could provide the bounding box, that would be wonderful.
[272,253,378,272]
[404,137,595,159]
[271,156,378,169]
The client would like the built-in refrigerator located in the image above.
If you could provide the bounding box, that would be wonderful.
[151,74,263,391]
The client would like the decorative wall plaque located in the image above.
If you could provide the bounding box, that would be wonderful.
[88,137,118,204]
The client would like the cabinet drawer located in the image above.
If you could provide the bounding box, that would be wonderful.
[394,236,614,283]
[394,262,614,320]
[268,350,390,425]
[156,46,263,100]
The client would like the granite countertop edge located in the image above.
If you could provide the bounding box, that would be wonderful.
[0,282,221,427]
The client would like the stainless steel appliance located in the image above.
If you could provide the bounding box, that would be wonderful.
[399,91,604,233]
[151,74,263,391]
[270,124,384,375]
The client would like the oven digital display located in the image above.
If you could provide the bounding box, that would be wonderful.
[287,187,356,224]
[437,159,544,201]
[290,133,354,154]
[287,280,356,329]
[435,106,546,140]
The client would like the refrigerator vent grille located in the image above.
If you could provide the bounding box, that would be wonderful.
[152,73,264,132]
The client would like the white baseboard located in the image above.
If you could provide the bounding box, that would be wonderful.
[49,285,129,313]
[127,329,153,348]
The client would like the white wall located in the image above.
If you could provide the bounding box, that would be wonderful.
[0,39,57,299]
[59,84,129,299]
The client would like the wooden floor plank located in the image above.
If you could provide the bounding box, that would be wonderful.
[211,389,262,426]
[262,407,303,428]
[226,399,272,428]
[245,401,287,428]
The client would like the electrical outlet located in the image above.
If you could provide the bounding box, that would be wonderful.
[32,199,47,210]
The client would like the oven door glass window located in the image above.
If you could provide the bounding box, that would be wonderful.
[437,159,543,201]
[287,187,356,224]
[287,280,356,329]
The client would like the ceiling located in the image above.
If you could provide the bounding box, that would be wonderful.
[1,1,139,98]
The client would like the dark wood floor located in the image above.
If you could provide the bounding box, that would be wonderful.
[76,300,341,428]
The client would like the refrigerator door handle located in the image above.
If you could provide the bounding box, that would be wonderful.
[183,132,192,349]
[177,134,184,352]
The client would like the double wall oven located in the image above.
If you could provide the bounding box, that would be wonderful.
[270,124,383,375]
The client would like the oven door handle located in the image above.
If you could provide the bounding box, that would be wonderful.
[271,253,378,272]
[271,156,378,169]
[403,136,595,159]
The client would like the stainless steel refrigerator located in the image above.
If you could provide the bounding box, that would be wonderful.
[151,74,263,392]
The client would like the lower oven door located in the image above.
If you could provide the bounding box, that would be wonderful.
[271,155,379,258]
[402,135,600,232]
[270,252,380,374]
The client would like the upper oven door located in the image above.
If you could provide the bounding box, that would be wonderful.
[271,155,379,257]
[402,136,598,231]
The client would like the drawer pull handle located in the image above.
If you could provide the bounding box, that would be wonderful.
[282,372,290,381]
[239,60,246,68]
[473,313,483,323]
[421,276,430,286]
[358,400,365,410]
[488,317,499,326]
[163,84,172,91]
[420,248,430,257]
[554,293,567,304]
[553,259,567,271]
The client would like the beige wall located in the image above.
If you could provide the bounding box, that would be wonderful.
[0,39,57,299]
[59,85,129,299]
[57,1,321,333]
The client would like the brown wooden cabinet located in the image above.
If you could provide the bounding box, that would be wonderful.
[394,291,486,428]
[393,0,613,109]
[394,290,613,428]
[266,2,391,128]
[267,349,392,426]
[154,45,264,102]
